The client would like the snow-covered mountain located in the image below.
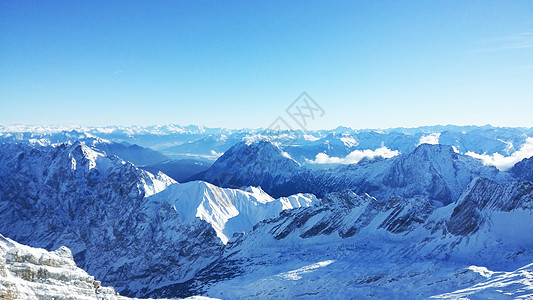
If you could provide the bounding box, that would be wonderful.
[0,130,169,167]
[201,141,301,192]
[377,143,505,204]
[0,142,194,295]
[146,181,316,244]
[201,140,507,205]
[1,124,533,299]
[0,142,317,297]
[165,178,533,299]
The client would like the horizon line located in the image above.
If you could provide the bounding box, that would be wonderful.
[1,123,532,133]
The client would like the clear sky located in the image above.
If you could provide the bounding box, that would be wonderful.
[1,1,532,129]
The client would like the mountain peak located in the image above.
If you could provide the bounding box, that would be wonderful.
[147,180,316,244]
[202,140,301,192]
[67,141,103,161]
[412,143,457,159]
[224,140,300,167]
[381,143,484,205]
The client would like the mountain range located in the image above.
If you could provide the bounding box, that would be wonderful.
[1,124,532,299]
[2,124,532,162]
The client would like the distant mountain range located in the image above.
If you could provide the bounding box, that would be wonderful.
[2,124,532,162]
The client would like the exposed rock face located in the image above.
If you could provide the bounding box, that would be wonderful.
[378,196,435,234]
[0,234,123,300]
[447,178,533,236]
[251,190,440,242]
[269,191,385,240]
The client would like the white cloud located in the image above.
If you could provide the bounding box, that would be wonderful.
[465,137,533,171]
[418,133,441,145]
[210,150,223,157]
[308,146,399,165]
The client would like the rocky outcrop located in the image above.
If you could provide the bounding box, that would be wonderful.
[510,157,533,182]
[447,178,533,236]
[0,234,123,300]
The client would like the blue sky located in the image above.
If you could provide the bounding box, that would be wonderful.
[1,1,532,129]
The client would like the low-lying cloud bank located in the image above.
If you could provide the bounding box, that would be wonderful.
[465,137,533,171]
[418,133,441,145]
[308,146,400,164]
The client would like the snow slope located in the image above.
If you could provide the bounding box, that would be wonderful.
[432,263,533,299]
